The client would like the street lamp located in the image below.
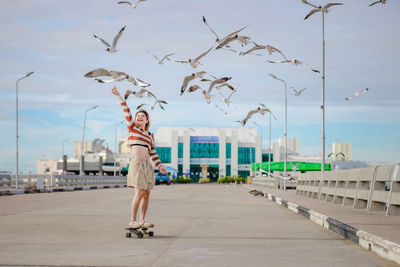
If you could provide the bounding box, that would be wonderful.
[79,105,98,176]
[16,71,34,189]
[114,120,124,176]
[301,0,343,176]
[253,122,263,177]
[268,73,288,177]
[62,138,70,158]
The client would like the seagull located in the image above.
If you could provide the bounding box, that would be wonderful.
[201,90,215,104]
[84,68,127,79]
[207,76,232,94]
[137,99,168,110]
[345,88,369,100]
[180,71,207,95]
[201,15,248,45]
[175,47,213,68]
[216,82,235,91]
[93,25,126,53]
[259,103,277,120]
[216,87,236,106]
[369,0,386,6]
[125,88,156,100]
[187,84,203,93]
[328,152,345,159]
[267,59,320,73]
[222,47,263,56]
[117,0,147,9]
[236,106,274,126]
[289,161,305,172]
[149,52,175,64]
[126,76,151,87]
[215,34,251,50]
[215,104,228,115]
[243,42,288,60]
[304,3,343,20]
[202,15,220,41]
[290,86,307,96]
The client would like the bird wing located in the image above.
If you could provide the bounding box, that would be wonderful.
[95,76,126,83]
[118,1,132,5]
[298,88,307,94]
[161,53,175,61]
[369,1,379,6]
[304,8,320,20]
[84,68,111,78]
[221,25,248,40]
[243,43,266,55]
[216,82,235,91]
[124,90,134,100]
[324,3,344,9]
[181,74,195,95]
[202,15,220,40]
[194,46,213,62]
[93,34,111,48]
[188,85,202,92]
[267,45,288,60]
[216,36,237,49]
[112,25,126,49]
[290,87,298,94]
[174,59,189,64]
[152,54,160,61]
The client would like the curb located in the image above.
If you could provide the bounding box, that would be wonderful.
[254,189,400,265]
[0,185,127,196]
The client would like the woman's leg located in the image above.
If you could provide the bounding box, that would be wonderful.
[131,188,144,222]
[139,190,150,223]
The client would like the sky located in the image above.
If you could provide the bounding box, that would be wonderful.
[0,0,399,173]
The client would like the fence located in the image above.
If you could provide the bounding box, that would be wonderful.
[296,164,400,215]
[0,174,127,190]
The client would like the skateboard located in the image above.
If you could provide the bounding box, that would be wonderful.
[125,226,154,239]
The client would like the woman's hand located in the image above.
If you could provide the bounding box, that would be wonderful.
[159,166,167,174]
[111,86,120,96]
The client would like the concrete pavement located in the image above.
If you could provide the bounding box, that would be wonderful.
[0,184,397,266]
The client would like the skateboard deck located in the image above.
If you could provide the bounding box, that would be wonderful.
[125,226,154,239]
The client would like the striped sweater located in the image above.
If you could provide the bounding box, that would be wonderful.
[120,100,163,170]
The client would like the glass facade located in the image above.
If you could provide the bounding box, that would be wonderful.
[226,143,231,158]
[155,147,171,163]
[262,153,273,162]
[190,143,219,158]
[238,147,255,164]
[226,164,231,177]
[178,143,183,158]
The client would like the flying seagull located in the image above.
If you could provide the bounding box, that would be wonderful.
[206,76,232,94]
[84,68,127,79]
[222,47,263,56]
[93,25,126,53]
[180,71,207,95]
[175,47,213,68]
[290,86,307,96]
[201,15,248,45]
[137,99,168,110]
[126,76,150,87]
[125,88,156,100]
[369,0,386,6]
[236,106,274,126]
[345,88,369,100]
[117,0,147,9]
[304,3,343,20]
[243,42,288,60]
[267,59,320,73]
[149,52,175,64]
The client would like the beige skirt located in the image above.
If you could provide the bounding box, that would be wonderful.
[127,155,155,191]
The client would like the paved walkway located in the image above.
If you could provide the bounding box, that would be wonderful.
[0,184,396,266]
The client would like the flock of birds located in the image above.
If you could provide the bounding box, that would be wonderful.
[83,1,381,127]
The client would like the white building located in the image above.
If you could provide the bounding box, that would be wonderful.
[331,142,352,161]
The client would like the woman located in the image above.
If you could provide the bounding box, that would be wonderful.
[112,86,167,229]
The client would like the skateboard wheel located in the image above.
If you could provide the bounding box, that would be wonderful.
[149,231,154,237]
[126,232,131,238]
[138,232,144,239]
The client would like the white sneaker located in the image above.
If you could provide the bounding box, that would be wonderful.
[128,221,143,229]
[141,222,154,228]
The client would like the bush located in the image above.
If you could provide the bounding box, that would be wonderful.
[173,176,192,183]
[198,177,210,183]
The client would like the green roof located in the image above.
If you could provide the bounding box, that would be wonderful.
[253,161,331,172]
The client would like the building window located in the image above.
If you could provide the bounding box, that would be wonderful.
[190,143,219,158]
[226,143,231,158]
[155,147,171,163]
[226,164,231,177]
[238,147,255,164]
[178,143,183,158]
[262,153,273,162]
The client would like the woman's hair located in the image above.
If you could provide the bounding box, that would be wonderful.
[135,109,150,131]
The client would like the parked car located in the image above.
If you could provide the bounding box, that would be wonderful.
[155,172,171,185]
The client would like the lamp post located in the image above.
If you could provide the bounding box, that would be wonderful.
[62,138,70,158]
[114,120,124,176]
[268,73,288,177]
[253,122,263,177]
[80,105,98,176]
[301,0,343,176]
[16,71,34,189]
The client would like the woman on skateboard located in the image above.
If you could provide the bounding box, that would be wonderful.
[112,86,167,229]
